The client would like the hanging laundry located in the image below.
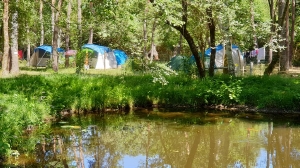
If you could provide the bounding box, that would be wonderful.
[250,50,257,57]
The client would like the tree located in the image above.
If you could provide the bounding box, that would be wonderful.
[87,1,95,44]
[206,5,216,77]
[264,0,290,75]
[2,0,10,77]
[164,0,206,78]
[77,0,82,46]
[10,1,20,75]
[279,0,290,72]
[52,0,63,72]
[65,0,72,67]
[290,0,296,67]
[40,0,44,45]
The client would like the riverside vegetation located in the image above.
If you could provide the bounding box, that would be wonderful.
[0,60,300,159]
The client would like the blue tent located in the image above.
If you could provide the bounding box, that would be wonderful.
[29,45,65,67]
[113,49,128,65]
[82,44,111,54]
[34,45,65,53]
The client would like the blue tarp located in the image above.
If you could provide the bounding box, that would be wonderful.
[113,49,128,65]
[205,44,239,56]
[34,45,65,53]
[82,44,111,54]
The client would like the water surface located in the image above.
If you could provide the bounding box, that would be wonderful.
[5,110,300,168]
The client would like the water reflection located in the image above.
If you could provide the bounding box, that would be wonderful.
[5,111,300,167]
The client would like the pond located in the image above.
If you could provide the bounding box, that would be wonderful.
[4,109,300,168]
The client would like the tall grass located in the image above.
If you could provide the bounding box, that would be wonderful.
[0,73,299,113]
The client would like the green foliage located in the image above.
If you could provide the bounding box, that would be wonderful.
[0,93,50,156]
[125,57,149,72]
[75,49,94,74]
[205,77,243,105]
[75,50,85,74]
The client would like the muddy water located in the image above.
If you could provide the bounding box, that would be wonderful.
[4,110,300,167]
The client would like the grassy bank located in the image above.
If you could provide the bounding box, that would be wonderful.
[1,73,300,113]
[0,72,300,157]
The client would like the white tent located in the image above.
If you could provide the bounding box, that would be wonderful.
[205,44,244,73]
[82,44,117,69]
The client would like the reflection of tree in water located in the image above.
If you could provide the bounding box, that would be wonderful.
[30,114,300,167]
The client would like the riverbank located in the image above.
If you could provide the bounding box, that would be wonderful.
[0,72,300,157]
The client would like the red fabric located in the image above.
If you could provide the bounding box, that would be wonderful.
[18,50,23,59]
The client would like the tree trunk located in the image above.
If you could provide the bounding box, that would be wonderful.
[65,0,72,67]
[149,18,157,63]
[26,23,31,65]
[280,3,289,72]
[225,43,235,76]
[27,44,31,64]
[143,0,150,59]
[267,0,276,64]
[206,6,216,77]
[264,0,290,75]
[250,0,257,48]
[77,0,83,47]
[177,34,182,55]
[2,0,10,77]
[51,0,56,44]
[52,0,63,72]
[290,0,295,67]
[88,29,93,44]
[40,0,44,45]
[143,19,148,59]
[88,2,94,44]
[10,2,19,76]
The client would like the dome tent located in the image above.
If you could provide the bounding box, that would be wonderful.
[82,44,117,69]
[29,45,65,67]
[168,55,195,71]
[204,44,244,69]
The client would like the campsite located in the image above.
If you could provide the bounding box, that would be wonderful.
[1,0,300,167]
[28,44,128,70]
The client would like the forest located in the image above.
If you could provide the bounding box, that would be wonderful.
[0,0,299,77]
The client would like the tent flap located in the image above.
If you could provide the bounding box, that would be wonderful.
[113,49,128,65]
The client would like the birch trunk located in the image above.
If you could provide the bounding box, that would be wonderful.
[10,2,20,76]
[65,0,72,67]
[51,0,56,44]
[40,0,44,45]
[2,0,10,77]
